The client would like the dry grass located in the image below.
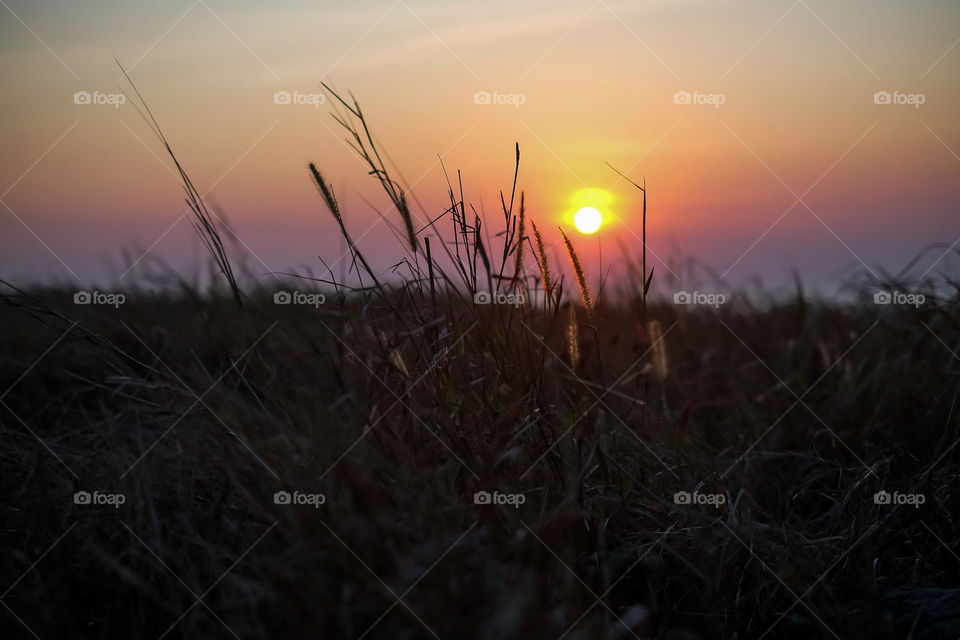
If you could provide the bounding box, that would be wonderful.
[531,220,553,305]
[3,276,958,639]
[560,227,594,318]
[1,90,959,640]
[568,301,581,371]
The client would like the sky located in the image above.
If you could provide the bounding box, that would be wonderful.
[0,0,958,293]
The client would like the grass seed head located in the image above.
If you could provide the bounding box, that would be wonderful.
[568,303,580,370]
[531,220,552,299]
[648,319,669,381]
[560,227,593,318]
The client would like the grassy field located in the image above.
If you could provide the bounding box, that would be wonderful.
[1,87,959,639]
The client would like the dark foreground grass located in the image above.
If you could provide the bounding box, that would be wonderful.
[1,278,958,639]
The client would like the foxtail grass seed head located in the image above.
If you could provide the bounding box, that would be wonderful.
[568,303,580,370]
[513,192,526,283]
[308,163,343,226]
[399,191,418,253]
[389,348,411,379]
[531,220,552,298]
[560,227,593,317]
[648,320,669,381]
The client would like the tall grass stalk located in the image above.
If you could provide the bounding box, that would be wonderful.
[567,302,580,370]
[308,162,383,294]
[560,227,605,381]
[606,163,652,475]
[117,60,244,309]
[560,228,593,318]
[512,192,526,287]
[531,220,552,309]
[322,83,418,255]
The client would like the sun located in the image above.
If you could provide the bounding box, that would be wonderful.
[574,206,603,234]
[564,188,612,234]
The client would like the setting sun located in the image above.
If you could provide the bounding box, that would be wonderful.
[574,206,603,234]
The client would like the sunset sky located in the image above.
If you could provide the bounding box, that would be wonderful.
[1,0,958,291]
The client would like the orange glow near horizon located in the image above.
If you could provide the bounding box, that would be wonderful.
[0,1,958,287]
